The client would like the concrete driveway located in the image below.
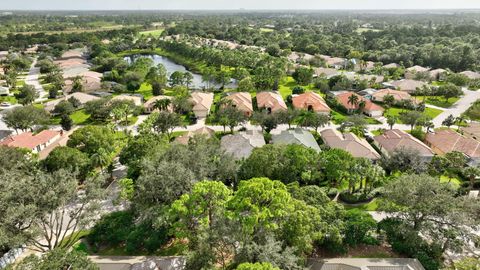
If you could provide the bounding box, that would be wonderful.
[432,88,480,127]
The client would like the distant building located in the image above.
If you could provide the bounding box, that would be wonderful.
[44,92,100,112]
[292,92,330,114]
[112,94,143,106]
[405,65,430,80]
[0,85,9,96]
[221,130,266,159]
[429,68,448,81]
[390,79,427,93]
[256,91,287,113]
[321,128,380,160]
[371,89,413,103]
[383,63,400,69]
[460,71,480,80]
[272,128,321,152]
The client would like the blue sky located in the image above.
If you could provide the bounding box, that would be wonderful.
[2,0,480,10]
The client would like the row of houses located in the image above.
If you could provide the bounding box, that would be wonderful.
[55,48,103,93]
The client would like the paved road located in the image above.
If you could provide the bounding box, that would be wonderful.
[432,88,480,127]
[25,59,48,102]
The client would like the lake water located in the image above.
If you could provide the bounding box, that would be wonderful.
[124,54,237,89]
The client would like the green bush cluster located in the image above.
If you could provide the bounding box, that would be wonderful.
[87,211,169,255]
[378,218,442,270]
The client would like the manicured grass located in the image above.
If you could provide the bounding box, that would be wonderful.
[59,230,91,248]
[414,96,460,108]
[278,76,296,99]
[139,28,164,37]
[384,107,443,123]
[331,110,381,125]
[0,95,17,104]
[343,198,380,211]
[71,110,91,125]
[137,82,154,100]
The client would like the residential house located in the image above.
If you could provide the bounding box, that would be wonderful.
[344,72,384,84]
[334,91,384,117]
[143,96,173,113]
[460,71,480,80]
[220,130,266,159]
[0,85,9,96]
[292,92,330,114]
[44,92,100,112]
[429,68,447,81]
[224,92,253,117]
[175,127,215,145]
[357,88,377,100]
[64,75,102,93]
[0,51,8,60]
[112,94,143,106]
[272,128,321,152]
[383,63,401,69]
[320,129,380,160]
[354,61,376,72]
[256,92,287,113]
[373,129,434,161]
[314,67,341,79]
[371,88,413,103]
[0,130,62,154]
[405,65,430,80]
[308,258,425,270]
[390,79,427,93]
[322,56,347,69]
[425,129,480,165]
[460,122,480,140]
[190,92,214,118]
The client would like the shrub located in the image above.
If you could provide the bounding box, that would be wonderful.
[292,86,305,95]
[378,218,442,270]
[339,190,373,204]
[344,209,378,247]
[87,211,169,255]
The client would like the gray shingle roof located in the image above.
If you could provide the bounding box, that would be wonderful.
[272,128,321,152]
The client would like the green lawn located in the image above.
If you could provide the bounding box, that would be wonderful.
[343,198,380,211]
[139,28,165,37]
[331,110,381,125]
[71,110,91,125]
[137,83,154,100]
[440,175,462,190]
[0,95,17,104]
[414,96,460,108]
[384,107,443,123]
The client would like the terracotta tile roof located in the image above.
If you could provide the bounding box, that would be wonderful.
[0,130,60,150]
[44,92,100,112]
[292,92,330,113]
[256,92,287,112]
[460,123,480,140]
[425,129,480,158]
[374,129,434,157]
[320,129,380,159]
[225,92,253,114]
[371,89,412,102]
[314,68,341,78]
[335,92,384,113]
[190,92,214,112]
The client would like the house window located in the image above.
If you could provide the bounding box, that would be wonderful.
[307,105,313,112]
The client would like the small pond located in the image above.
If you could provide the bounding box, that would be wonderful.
[124,54,237,89]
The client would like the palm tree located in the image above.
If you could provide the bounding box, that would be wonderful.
[154,98,171,112]
[347,94,359,114]
[383,94,395,108]
[358,100,366,113]
[92,148,110,173]
[387,115,397,130]
[463,166,480,189]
